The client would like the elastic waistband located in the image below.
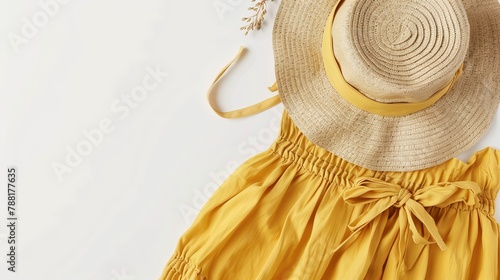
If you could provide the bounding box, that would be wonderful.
[270,110,496,216]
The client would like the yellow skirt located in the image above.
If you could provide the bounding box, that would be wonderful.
[159,110,500,279]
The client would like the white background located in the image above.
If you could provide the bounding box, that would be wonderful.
[0,0,498,279]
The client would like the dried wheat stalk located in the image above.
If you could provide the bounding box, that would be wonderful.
[240,0,275,35]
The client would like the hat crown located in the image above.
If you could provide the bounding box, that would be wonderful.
[332,0,470,103]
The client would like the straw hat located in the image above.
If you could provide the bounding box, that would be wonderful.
[272,0,500,171]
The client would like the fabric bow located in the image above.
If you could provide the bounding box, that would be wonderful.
[333,177,481,271]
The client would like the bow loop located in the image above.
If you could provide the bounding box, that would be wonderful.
[344,177,403,205]
[413,181,481,208]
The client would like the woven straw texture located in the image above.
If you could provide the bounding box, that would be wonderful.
[332,0,469,103]
[272,0,500,171]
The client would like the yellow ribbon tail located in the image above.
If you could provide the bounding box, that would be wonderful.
[268,81,278,92]
[206,46,281,119]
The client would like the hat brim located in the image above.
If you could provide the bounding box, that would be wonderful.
[272,0,500,171]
